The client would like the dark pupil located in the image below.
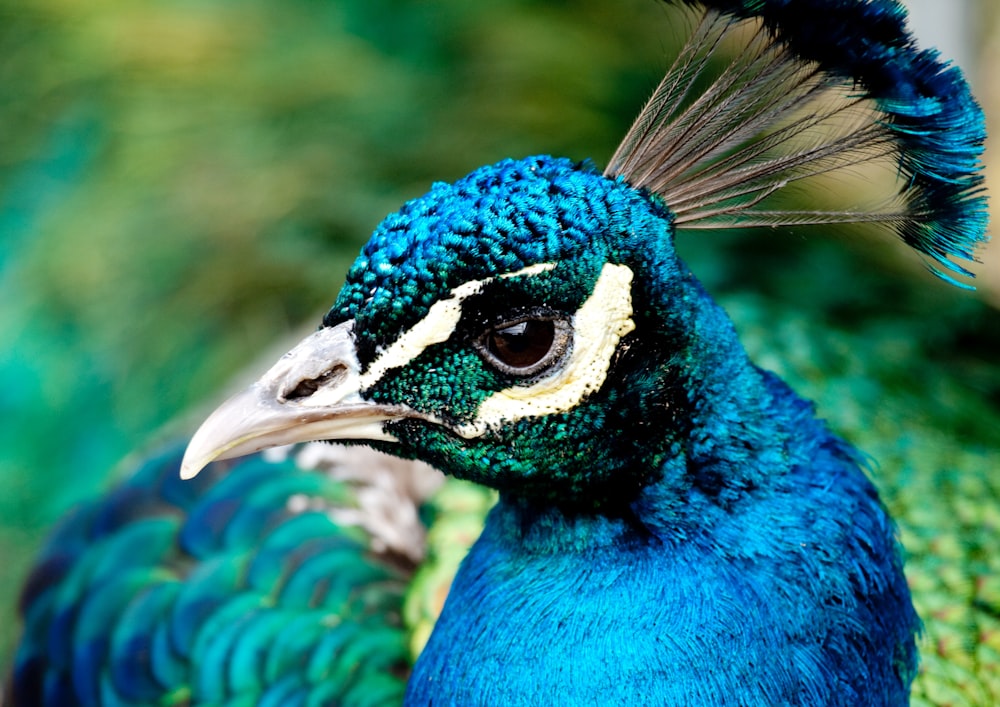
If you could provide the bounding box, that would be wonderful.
[488,320,555,369]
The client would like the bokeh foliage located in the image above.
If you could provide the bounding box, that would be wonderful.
[1,0,998,696]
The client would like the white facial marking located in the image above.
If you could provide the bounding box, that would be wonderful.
[454,263,635,437]
[358,263,556,389]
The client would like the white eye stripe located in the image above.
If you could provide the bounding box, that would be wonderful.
[358,262,556,389]
[454,263,635,438]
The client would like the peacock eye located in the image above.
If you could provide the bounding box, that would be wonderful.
[475,315,572,377]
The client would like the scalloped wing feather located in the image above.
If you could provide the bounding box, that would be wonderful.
[8,444,439,706]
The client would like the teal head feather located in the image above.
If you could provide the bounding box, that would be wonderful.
[323,157,687,503]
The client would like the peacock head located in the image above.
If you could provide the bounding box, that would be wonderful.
[180,2,986,509]
[181,156,699,506]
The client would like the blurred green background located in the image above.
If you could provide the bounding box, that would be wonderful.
[1,0,998,688]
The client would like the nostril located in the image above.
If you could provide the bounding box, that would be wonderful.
[282,364,348,402]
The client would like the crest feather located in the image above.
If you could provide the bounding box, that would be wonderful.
[606,0,988,286]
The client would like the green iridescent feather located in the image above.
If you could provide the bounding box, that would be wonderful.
[10,448,412,705]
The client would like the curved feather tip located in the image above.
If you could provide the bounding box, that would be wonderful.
[608,0,988,285]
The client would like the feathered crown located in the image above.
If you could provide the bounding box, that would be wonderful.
[606,0,988,287]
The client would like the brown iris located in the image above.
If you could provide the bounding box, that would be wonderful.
[477,316,572,377]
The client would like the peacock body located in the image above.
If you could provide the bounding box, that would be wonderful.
[8,0,993,705]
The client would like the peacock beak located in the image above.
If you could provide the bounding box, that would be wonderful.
[179,319,407,480]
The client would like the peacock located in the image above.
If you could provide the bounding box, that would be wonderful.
[7,0,995,705]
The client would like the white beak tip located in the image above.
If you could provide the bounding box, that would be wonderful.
[179,455,208,480]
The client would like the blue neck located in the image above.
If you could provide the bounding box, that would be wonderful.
[405,369,917,705]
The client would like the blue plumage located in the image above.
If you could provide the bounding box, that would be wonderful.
[9,0,989,704]
[325,155,917,703]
